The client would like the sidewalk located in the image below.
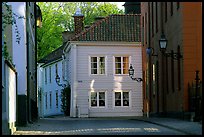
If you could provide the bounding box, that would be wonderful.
[134,117,202,135]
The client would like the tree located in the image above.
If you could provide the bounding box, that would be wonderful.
[37,2,124,60]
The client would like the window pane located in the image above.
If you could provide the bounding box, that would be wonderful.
[56,91,58,108]
[115,69,121,74]
[99,92,105,106]
[91,57,97,62]
[115,92,121,106]
[91,62,97,68]
[91,69,97,74]
[115,57,121,62]
[123,57,129,74]
[99,57,105,74]
[91,92,97,107]
[123,92,129,106]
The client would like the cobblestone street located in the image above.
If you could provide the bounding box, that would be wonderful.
[13,116,202,135]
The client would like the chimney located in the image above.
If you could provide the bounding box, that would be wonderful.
[73,8,84,35]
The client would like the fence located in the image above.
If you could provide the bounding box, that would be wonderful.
[188,81,202,121]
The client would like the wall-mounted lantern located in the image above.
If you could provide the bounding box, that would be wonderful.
[55,74,66,88]
[159,34,182,60]
[36,4,42,28]
[128,64,143,82]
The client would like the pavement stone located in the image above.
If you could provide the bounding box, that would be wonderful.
[133,117,202,135]
[13,115,202,135]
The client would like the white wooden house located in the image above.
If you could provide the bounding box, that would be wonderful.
[37,45,66,117]
[64,41,143,118]
[37,9,143,118]
[63,10,143,117]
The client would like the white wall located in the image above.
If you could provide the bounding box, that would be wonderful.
[8,2,27,95]
[39,60,64,117]
[5,62,17,130]
[67,43,143,117]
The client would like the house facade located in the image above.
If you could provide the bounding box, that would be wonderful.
[63,8,143,117]
[141,2,202,119]
[64,41,143,117]
[37,45,66,117]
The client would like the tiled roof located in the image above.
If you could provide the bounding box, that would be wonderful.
[70,14,141,42]
[38,42,66,65]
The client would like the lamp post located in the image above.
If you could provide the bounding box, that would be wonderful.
[55,74,66,88]
[128,64,143,82]
[159,34,182,60]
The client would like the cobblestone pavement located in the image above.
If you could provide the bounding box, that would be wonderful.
[13,116,196,135]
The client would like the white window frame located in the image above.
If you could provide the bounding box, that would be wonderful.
[50,91,52,109]
[62,60,65,80]
[45,67,47,84]
[113,56,131,75]
[113,90,131,107]
[89,91,107,108]
[89,56,106,75]
[45,92,48,109]
[56,90,58,108]
[49,66,52,83]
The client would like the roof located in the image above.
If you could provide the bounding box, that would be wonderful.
[38,14,141,65]
[38,42,66,65]
[70,14,141,42]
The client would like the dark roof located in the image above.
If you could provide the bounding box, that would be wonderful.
[38,14,141,66]
[38,42,66,65]
[70,14,141,42]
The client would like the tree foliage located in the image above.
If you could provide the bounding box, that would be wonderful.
[37,2,124,60]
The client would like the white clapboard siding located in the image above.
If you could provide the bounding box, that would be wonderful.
[40,60,64,117]
[67,44,143,117]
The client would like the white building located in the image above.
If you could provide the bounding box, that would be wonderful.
[64,41,143,118]
[37,45,66,117]
[37,9,143,118]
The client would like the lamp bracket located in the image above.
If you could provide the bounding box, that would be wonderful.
[130,77,143,82]
[163,52,183,60]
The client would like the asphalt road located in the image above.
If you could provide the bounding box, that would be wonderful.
[14,117,187,135]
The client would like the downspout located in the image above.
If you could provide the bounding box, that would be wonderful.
[26,3,31,123]
[34,2,38,120]
[147,2,151,118]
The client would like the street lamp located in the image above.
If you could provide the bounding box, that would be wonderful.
[159,34,182,60]
[55,74,66,88]
[128,64,143,82]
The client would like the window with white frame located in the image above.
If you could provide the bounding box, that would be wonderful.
[45,92,48,109]
[55,63,58,77]
[90,91,106,107]
[90,56,105,75]
[62,61,65,80]
[115,56,129,74]
[49,66,51,83]
[45,68,47,84]
[50,92,52,109]
[114,91,130,107]
[56,90,58,108]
